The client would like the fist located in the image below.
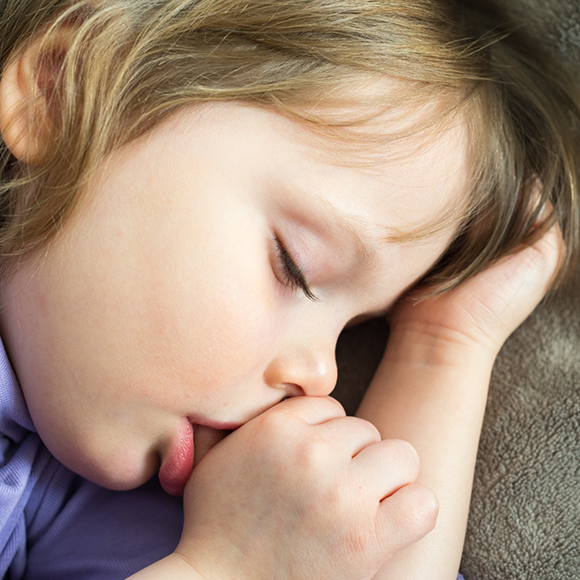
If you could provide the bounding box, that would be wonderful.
[176,396,438,580]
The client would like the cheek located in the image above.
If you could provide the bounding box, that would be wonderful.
[152,276,278,397]
[141,216,280,397]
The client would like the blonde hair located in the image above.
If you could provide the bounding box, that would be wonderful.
[0,0,579,291]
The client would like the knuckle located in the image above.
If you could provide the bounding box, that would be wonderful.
[407,485,439,533]
[296,436,331,470]
[344,416,381,440]
[358,417,382,440]
[378,485,439,551]
[386,439,420,475]
[280,394,345,418]
[314,395,347,419]
[323,395,346,412]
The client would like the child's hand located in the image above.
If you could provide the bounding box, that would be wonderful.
[174,396,438,580]
[389,226,564,358]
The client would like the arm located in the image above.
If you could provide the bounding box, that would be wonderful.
[357,326,494,579]
[357,227,563,579]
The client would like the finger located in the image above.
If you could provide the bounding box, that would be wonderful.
[193,425,229,467]
[273,395,346,425]
[315,415,381,457]
[376,483,439,556]
[482,223,564,325]
[351,439,420,499]
[527,221,565,290]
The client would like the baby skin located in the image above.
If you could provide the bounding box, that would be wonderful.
[360,224,563,578]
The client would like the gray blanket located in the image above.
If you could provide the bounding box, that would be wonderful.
[333,1,580,576]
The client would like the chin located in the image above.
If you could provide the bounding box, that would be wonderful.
[56,446,160,492]
[89,471,154,491]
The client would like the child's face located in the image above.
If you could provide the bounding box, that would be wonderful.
[0,102,469,494]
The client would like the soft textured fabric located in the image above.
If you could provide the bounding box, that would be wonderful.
[0,339,49,578]
[0,338,183,579]
[459,5,580,577]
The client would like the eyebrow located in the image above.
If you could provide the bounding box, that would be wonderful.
[308,182,466,254]
[296,189,381,273]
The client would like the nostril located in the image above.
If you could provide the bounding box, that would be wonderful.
[281,383,306,398]
[264,351,337,398]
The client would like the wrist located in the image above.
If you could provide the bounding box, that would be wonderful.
[385,322,499,372]
[170,547,239,580]
[127,552,209,580]
[173,534,254,580]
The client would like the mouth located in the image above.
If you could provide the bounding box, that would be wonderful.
[158,419,194,496]
[158,418,238,496]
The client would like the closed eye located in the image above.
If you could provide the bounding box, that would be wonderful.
[274,236,318,302]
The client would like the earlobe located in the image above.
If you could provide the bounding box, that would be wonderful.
[0,38,60,165]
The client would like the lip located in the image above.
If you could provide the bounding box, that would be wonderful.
[158,417,242,496]
[158,419,195,496]
[187,415,243,432]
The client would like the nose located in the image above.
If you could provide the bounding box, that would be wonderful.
[264,344,338,398]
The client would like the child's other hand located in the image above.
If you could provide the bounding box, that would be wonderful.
[175,396,438,580]
[389,226,564,357]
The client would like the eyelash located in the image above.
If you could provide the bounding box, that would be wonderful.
[274,236,318,302]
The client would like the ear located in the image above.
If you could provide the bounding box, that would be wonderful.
[0,33,67,165]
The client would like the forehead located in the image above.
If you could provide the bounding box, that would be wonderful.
[273,94,472,240]
[173,98,471,237]
[150,90,472,232]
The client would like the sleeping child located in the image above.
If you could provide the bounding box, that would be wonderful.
[0,0,578,578]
